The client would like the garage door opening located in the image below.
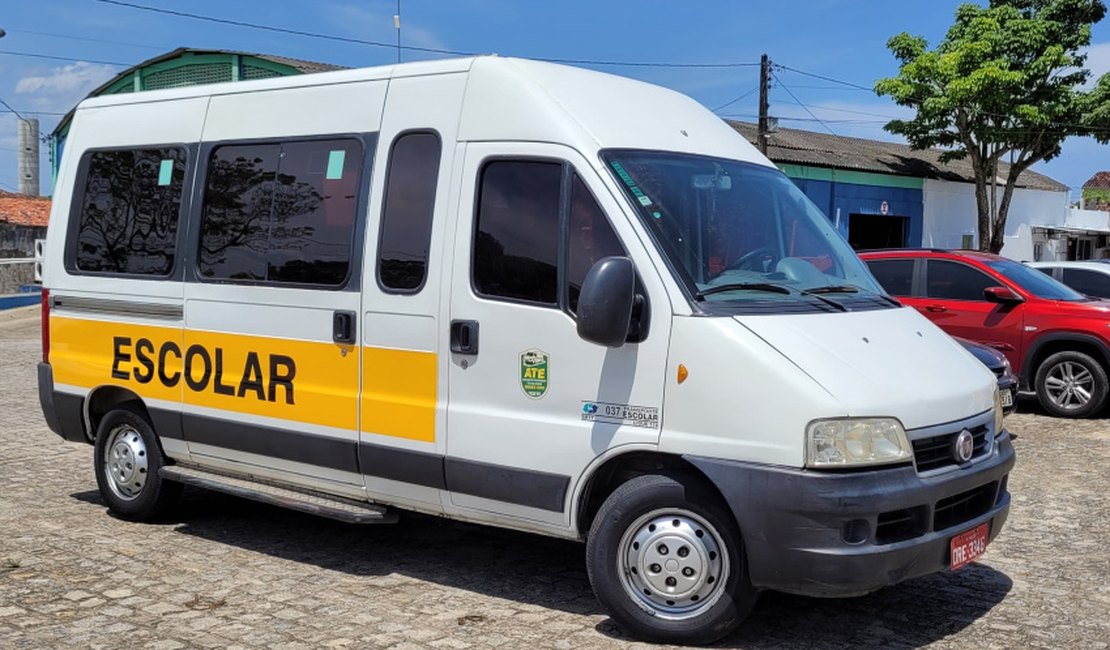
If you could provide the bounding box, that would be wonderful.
[849,214,908,250]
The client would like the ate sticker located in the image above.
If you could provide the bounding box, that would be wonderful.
[520,349,549,399]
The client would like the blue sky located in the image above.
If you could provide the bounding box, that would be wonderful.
[1,0,1108,198]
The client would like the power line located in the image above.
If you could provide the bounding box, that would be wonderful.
[93,0,761,69]
[0,107,68,116]
[0,96,26,121]
[5,28,163,51]
[0,49,130,67]
[772,71,837,136]
[711,86,759,113]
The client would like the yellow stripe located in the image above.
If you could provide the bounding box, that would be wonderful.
[51,315,359,431]
[361,347,437,442]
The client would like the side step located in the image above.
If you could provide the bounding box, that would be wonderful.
[160,465,397,524]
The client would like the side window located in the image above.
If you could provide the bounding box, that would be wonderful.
[199,138,362,286]
[1062,268,1110,298]
[926,260,995,301]
[473,161,562,304]
[866,259,914,296]
[567,174,625,312]
[72,147,186,275]
[378,132,442,292]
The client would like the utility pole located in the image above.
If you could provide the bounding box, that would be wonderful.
[757,53,771,156]
[394,1,402,63]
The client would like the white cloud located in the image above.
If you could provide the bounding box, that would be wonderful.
[15,62,118,98]
[1083,42,1110,85]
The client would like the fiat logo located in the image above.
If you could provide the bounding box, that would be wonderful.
[953,429,975,463]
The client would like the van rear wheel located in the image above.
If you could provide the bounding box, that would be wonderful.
[585,474,756,645]
[93,406,181,520]
[1034,351,1109,418]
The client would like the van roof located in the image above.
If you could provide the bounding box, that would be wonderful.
[73,55,768,166]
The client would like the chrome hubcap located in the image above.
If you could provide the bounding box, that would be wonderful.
[1044,361,1094,409]
[104,425,149,501]
[618,510,729,620]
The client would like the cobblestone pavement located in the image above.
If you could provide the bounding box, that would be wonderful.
[1,308,1108,649]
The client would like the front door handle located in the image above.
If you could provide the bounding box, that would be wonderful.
[333,310,356,344]
[450,320,479,355]
[925,304,948,313]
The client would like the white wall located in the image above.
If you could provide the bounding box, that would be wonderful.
[921,179,1068,255]
[1065,208,1110,231]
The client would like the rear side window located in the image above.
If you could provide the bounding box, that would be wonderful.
[378,132,442,292]
[199,138,362,286]
[866,259,914,296]
[1062,268,1110,298]
[72,147,186,275]
[926,260,995,301]
[473,161,563,304]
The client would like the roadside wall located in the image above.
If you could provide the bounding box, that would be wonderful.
[0,223,46,258]
[0,261,35,294]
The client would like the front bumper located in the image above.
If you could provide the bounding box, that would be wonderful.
[686,430,1015,597]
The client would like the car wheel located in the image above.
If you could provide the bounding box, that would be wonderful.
[93,404,181,520]
[1034,351,1109,418]
[585,473,757,645]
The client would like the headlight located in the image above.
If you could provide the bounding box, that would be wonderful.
[1001,356,1013,376]
[994,386,1004,433]
[806,418,912,468]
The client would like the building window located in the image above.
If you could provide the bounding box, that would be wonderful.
[72,147,187,275]
[198,138,362,286]
[377,132,442,292]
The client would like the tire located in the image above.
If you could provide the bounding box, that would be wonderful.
[585,474,757,645]
[93,405,181,521]
[1034,350,1109,418]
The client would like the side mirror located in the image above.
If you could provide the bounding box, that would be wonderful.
[984,286,1024,304]
[577,256,635,348]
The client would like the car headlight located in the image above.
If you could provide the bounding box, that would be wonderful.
[1001,356,1013,376]
[994,386,1004,432]
[806,418,912,468]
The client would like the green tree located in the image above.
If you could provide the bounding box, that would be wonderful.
[876,0,1109,253]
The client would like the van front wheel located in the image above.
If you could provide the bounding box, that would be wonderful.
[93,406,181,521]
[585,474,756,645]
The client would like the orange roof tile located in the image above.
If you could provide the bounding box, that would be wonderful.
[0,191,51,228]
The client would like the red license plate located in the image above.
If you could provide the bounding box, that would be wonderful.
[949,522,989,570]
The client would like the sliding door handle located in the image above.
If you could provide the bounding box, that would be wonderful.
[450,320,479,355]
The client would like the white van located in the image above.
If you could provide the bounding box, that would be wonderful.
[37,56,1014,644]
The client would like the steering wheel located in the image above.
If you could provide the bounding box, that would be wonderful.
[723,247,780,273]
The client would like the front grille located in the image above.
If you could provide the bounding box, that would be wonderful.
[875,506,927,544]
[912,425,990,473]
[990,366,1005,378]
[934,481,998,532]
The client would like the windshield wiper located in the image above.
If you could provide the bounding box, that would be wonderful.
[803,284,860,295]
[696,282,792,299]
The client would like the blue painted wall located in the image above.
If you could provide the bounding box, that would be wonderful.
[788,178,924,246]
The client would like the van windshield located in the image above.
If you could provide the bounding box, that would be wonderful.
[602,150,886,311]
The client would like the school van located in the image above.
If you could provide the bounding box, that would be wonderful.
[37,56,1015,644]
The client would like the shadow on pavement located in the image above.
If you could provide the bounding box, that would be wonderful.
[70,486,1013,646]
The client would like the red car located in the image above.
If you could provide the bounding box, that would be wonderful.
[860,249,1110,418]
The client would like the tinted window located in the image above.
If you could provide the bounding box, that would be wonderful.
[1062,268,1110,298]
[567,174,625,312]
[378,132,441,291]
[74,147,186,275]
[199,139,361,285]
[473,161,562,304]
[926,260,995,301]
[866,259,914,296]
